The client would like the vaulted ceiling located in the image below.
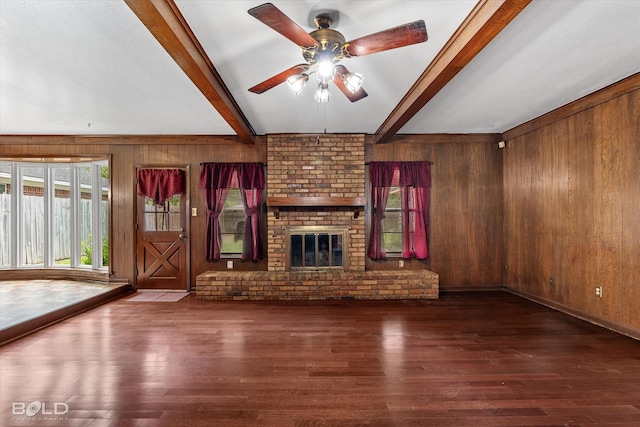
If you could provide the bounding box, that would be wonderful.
[1,1,639,143]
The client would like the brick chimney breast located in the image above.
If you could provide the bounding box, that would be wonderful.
[266,134,366,272]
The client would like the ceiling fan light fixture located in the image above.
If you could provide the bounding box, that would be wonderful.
[314,82,330,103]
[316,60,336,84]
[342,72,364,94]
[286,73,309,95]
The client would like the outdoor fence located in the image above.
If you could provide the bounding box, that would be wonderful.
[0,194,107,266]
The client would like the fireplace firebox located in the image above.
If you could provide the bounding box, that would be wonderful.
[286,226,350,271]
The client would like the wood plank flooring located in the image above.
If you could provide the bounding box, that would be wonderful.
[1,291,639,426]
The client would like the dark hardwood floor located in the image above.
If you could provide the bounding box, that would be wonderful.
[1,291,639,426]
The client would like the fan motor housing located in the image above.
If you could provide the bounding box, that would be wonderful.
[303,16,346,65]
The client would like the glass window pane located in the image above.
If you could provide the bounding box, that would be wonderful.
[100,164,109,268]
[22,165,45,265]
[304,234,316,266]
[0,163,11,267]
[79,166,93,266]
[143,195,181,232]
[331,234,342,266]
[220,188,243,254]
[382,189,402,253]
[52,167,71,265]
[290,234,302,267]
[318,234,329,266]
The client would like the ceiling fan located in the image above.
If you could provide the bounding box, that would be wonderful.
[247,3,428,103]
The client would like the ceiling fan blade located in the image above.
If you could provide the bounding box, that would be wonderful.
[249,64,309,94]
[344,20,427,57]
[333,65,368,102]
[248,3,317,48]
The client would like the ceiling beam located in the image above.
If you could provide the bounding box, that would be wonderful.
[374,0,532,144]
[124,0,255,143]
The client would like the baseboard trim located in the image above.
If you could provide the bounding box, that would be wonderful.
[505,287,639,341]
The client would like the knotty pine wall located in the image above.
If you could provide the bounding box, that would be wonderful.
[502,75,640,336]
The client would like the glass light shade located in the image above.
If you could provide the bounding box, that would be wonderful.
[286,73,308,95]
[342,72,364,94]
[314,83,330,103]
[316,60,336,84]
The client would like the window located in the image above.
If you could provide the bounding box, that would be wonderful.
[200,163,264,261]
[0,160,109,270]
[220,188,244,255]
[368,161,431,260]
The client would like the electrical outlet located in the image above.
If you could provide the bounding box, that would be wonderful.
[398,260,404,268]
[227,260,233,269]
[595,286,603,297]
[192,208,197,216]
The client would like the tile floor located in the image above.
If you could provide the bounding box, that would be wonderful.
[0,280,126,330]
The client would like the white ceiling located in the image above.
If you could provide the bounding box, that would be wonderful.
[1,0,639,137]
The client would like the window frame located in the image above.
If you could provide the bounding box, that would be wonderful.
[0,159,110,270]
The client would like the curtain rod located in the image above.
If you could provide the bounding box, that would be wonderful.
[198,161,434,166]
[200,162,267,166]
[364,161,434,165]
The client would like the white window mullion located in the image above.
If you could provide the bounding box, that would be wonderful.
[10,163,19,268]
[92,164,102,269]
[43,164,52,267]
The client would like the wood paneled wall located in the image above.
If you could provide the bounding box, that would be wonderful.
[366,134,504,289]
[503,78,640,335]
[0,136,267,287]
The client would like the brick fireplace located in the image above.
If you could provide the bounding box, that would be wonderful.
[266,134,366,272]
[196,134,438,300]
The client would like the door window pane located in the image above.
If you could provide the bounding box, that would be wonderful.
[144,194,181,232]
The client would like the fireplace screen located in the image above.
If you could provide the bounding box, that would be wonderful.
[287,227,348,270]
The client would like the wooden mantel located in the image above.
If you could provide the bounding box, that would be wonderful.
[267,196,366,219]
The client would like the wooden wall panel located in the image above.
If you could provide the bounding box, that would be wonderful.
[367,137,504,289]
[621,91,640,331]
[0,137,267,288]
[503,87,640,335]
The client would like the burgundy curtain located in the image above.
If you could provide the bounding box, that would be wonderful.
[200,163,235,260]
[367,161,431,260]
[137,169,185,205]
[237,163,265,261]
[200,163,265,261]
[412,186,430,259]
[367,162,396,260]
